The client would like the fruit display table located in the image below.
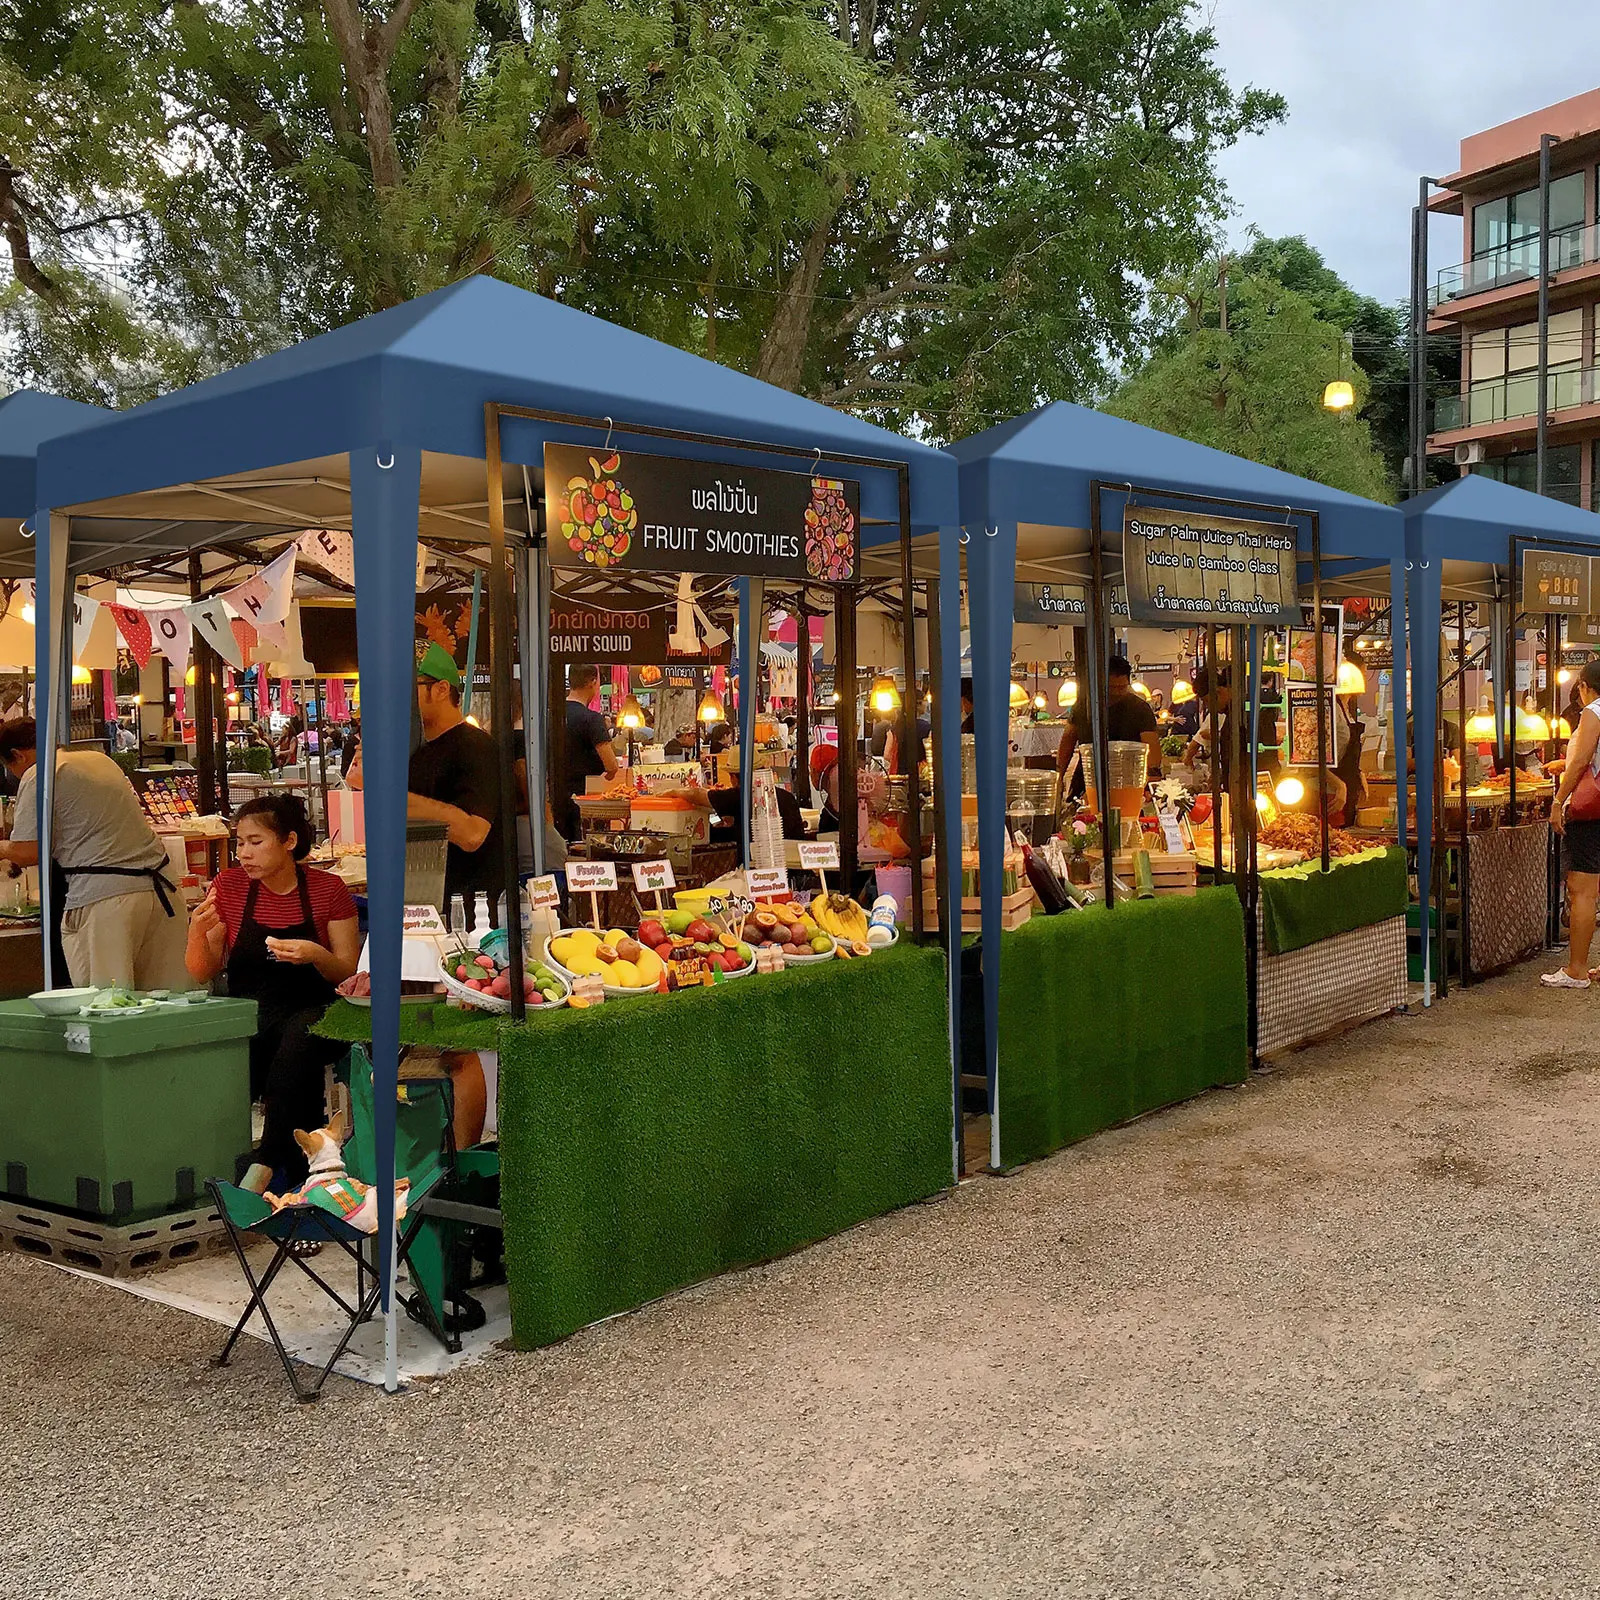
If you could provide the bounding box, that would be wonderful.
[495,942,952,1347]
[995,889,1248,1168]
[0,996,258,1220]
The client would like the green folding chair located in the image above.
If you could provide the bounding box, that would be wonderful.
[207,1164,444,1402]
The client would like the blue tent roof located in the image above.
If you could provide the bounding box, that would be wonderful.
[0,390,108,516]
[950,400,1401,559]
[36,276,958,531]
[1402,472,1600,564]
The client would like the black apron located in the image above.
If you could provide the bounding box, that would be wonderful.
[226,869,338,1097]
[59,860,179,916]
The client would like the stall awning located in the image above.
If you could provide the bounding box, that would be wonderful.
[1402,473,1600,592]
[0,390,110,574]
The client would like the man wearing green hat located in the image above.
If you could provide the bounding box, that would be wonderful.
[406,641,508,909]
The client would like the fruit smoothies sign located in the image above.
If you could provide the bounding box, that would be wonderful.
[545,443,860,582]
[1122,505,1298,626]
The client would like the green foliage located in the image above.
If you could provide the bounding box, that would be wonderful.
[1,0,1282,436]
[1107,261,1396,502]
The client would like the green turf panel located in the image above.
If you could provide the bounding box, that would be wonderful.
[495,942,953,1348]
[1258,846,1408,955]
[996,888,1248,1169]
[315,998,503,1053]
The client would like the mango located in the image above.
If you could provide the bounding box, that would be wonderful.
[550,936,578,967]
[634,946,662,983]
[608,960,640,987]
[568,928,601,951]
[566,952,606,977]
[605,928,630,947]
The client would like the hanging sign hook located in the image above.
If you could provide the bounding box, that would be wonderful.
[18,519,33,539]
[603,417,615,452]
[376,451,394,471]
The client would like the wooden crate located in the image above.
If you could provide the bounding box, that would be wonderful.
[1111,850,1198,897]
[922,886,1035,934]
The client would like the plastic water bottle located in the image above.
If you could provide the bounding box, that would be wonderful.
[495,892,508,930]
[471,891,490,940]
[450,894,467,938]
[866,894,898,946]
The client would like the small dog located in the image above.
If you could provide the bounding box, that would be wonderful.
[263,1124,410,1235]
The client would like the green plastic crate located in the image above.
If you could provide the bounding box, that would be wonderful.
[0,997,258,1221]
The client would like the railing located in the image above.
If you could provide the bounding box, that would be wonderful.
[1430,223,1593,307]
[1432,362,1596,433]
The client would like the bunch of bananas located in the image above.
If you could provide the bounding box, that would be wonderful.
[810,891,868,943]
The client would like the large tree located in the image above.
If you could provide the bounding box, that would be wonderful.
[2,0,1283,434]
[1106,259,1394,502]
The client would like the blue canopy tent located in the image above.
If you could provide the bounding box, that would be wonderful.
[32,275,964,1383]
[951,401,1406,1165]
[0,390,108,575]
[1403,474,1600,996]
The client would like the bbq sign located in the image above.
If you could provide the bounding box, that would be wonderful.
[545,444,860,582]
[1122,505,1299,626]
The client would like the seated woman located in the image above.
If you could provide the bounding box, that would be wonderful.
[186,794,360,1195]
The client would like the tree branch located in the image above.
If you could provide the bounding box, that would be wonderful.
[0,163,58,301]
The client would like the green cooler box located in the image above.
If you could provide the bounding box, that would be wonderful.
[0,996,259,1221]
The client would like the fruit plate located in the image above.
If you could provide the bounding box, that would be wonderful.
[770,936,839,965]
[542,933,660,1000]
[439,965,569,1013]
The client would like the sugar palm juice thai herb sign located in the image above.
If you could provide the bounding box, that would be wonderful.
[545,444,860,582]
[1122,506,1298,625]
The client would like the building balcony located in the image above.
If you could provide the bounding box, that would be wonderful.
[1429,223,1592,309]
[1432,362,1596,433]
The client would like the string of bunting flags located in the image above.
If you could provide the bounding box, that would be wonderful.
[15,544,299,671]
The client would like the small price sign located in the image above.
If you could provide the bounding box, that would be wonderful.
[631,859,676,894]
[527,874,561,911]
[731,895,755,917]
[567,860,618,892]
[402,904,446,935]
[799,840,840,871]
[707,894,727,917]
[1158,813,1186,855]
[746,867,789,899]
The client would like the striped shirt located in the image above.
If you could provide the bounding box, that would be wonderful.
[211,866,358,951]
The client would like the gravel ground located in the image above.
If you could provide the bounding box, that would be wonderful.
[8,961,1600,1599]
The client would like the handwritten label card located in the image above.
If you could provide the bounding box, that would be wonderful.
[631,859,676,893]
[567,860,618,893]
[402,904,446,935]
[527,874,561,911]
[799,840,840,871]
[745,867,789,899]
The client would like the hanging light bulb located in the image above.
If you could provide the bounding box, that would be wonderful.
[1057,678,1078,708]
[697,689,725,724]
[1032,691,1047,711]
[1322,379,1355,411]
[617,693,646,730]
[226,689,240,704]
[1170,678,1195,705]
[1274,776,1305,807]
[1558,666,1573,685]
[868,673,901,714]
[1518,707,1550,741]
[1008,681,1028,709]
[1464,706,1498,741]
[1335,660,1366,695]
[20,601,35,625]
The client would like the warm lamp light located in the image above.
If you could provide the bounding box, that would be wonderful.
[20,602,34,625]
[1274,776,1305,807]
[1170,678,1195,705]
[1464,709,1498,741]
[1323,379,1355,411]
[1553,716,1572,739]
[1336,660,1366,695]
[1008,681,1028,709]
[617,693,647,730]
[71,665,91,685]
[1518,709,1550,741]
[226,689,240,704]
[1130,678,1151,700]
[1057,678,1078,708]
[464,714,481,728]
[1558,666,1573,685]
[697,690,725,724]
[868,673,901,715]
[1032,692,1047,711]
[184,664,197,686]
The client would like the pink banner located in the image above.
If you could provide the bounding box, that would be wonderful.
[326,678,348,720]
[101,673,116,725]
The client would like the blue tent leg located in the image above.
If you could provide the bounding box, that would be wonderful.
[33,508,68,987]
[1409,553,1441,1006]
[350,442,421,1391]
[937,525,965,1180]
[966,519,1016,1170]
[1389,555,1408,853]
[737,577,760,864]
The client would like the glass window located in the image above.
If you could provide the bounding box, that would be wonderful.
[1474,196,1509,257]
[1477,445,1582,505]
[1473,174,1586,258]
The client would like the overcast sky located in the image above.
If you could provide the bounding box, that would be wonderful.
[1208,0,1600,306]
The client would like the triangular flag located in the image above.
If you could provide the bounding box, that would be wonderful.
[106,604,154,668]
[187,597,244,668]
[69,592,100,641]
[227,546,296,633]
[231,615,257,667]
[297,528,354,588]
[147,607,192,666]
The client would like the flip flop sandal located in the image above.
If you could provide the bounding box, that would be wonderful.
[286,1237,324,1259]
[1540,969,1591,989]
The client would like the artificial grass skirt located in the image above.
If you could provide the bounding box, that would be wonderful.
[496,942,953,1347]
[996,888,1248,1168]
[1258,846,1408,956]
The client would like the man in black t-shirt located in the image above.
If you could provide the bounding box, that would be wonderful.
[407,642,509,905]
[559,663,619,840]
[1056,653,1161,796]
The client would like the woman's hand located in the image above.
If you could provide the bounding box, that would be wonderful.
[264,937,322,965]
[191,890,226,958]
[1551,796,1567,836]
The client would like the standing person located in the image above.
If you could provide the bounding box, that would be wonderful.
[406,641,508,908]
[559,663,619,840]
[186,794,359,1194]
[1057,654,1161,794]
[1543,658,1600,989]
[0,720,190,990]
